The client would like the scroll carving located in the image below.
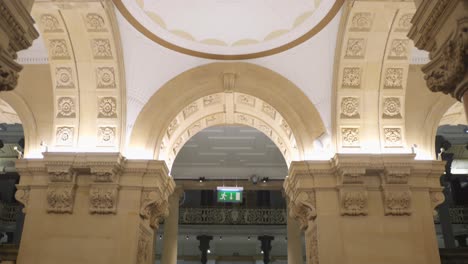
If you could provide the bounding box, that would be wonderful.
[430,189,445,215]
[139,191,169,230]
[15,186,30,213]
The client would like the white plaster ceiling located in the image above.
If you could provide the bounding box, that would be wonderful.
[171,126,288,180]
[118,0,336,56]
[118,5,343,142]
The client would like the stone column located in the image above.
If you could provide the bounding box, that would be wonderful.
[0,1,38,91]
[285,154,445,264]
[408,0,468,122]
[14,153,175,264]
[287,213,303,264]
[161,189,183,264]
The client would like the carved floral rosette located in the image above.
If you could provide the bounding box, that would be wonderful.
[89,184,119,214]
[339,188,368,216]
[383,189,412,216]
[46,183,76,214]
[139,190,169,230]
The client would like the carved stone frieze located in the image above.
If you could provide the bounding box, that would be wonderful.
[337,167,366,184]
[182,102,199,119]
[342,67,361,88]
[236,113,254,126]
[396,13,413,32]
[56,126,74,145]
[350,12,373,32]
[341,127,359,147]
[345,38,366,58]
[85,13,106,32]
[98,126,116,145]
[388,39,409,59]
[48,167,75,182]
[89,185,119,214]
[203,94,221,106]
[57,97,76,118]
[49,39,70,59]
[205,113,224,126]
[188,121,203,136]
[382,167,411,184]
[340,97,360,119]
[262,103,276,119]
[237,94,255,107]
[383,190,412,216]
[98,97,117,118]
[55,67,75,88]
[90,165,121,183]
[166,118,179,138]
[139,191,169,230]
[46,183,76,214]
[339,189,368,216]
[96,67,116,88]
[383,128,403,147]
[382,97,402,119]
[40,14,63,33]
[384,68,404,88]
[91,39,112,59]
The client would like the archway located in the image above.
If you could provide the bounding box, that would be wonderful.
[128,62,326,166]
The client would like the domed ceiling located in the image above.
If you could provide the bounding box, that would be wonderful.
[114,0,343,59]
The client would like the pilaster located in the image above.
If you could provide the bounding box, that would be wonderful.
[284,154,445,264]
[14,153,175,264]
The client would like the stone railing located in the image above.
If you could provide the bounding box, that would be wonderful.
[0,202,21,223]
[435,207,468,225]
[179,207,287,225]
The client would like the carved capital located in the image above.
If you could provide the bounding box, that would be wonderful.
[14,185,30,213]
[339,188,368,216]
[90,166,121,183]
[139,190,169,230]
[46,183,76,214]
[383,189,412,216]
[0,64,19,91]
[89,184,119,214]
[48,167,75,182]
[289,191,317,231]
[423,21,468,100]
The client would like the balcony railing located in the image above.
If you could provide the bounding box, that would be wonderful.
[434,207,468,224]
[179,207,287,225]
[0,201,21,223]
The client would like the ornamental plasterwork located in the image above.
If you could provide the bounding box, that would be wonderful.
[56,126,74,145]
[85,13,107,32]
[96,67,116,88]
[167,118,179,138]
[237,94,256,107]
[89,185,119,214]
[340,189,368,216]
[340,97,360,119]
[187,121,203,137]
[342,67,361,88]
[48,168,75,182]
[57,97,76,118]
[46,183,76,214]
[91,39,113,59]
[98,126,116,145]
[280,119,292,138]
[40,14,63,33]
[383,127,402,147]
[382,97,402,119]
[345,38,366,58]
[430,190,445,211]
[49,39,70,59]
[205,113,225,126]
[137,225,152,264]
[382,167,411,184]
[338,167,366,184]
[388,39,409,59]
[98,97,117,118]
[139,191,169,230]
[172,137,183,155]
[396,14,413,32]
[55,67,75,88]
[350,12,373,32]
[262,103,276,120]
[341,127,359,147]
[235,113,254,126]
[384,68,404,88]
[203,94,222,106]
[182,102,199,119]
[15,187,30,213]
[383,190,412,216]
[289,192,316,231]
[256,121,273,137]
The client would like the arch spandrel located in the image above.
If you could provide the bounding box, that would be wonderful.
[128,62,326,163]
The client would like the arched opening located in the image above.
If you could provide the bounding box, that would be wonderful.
[155,125,304,263]
[433,102,468,250]
[0,98,27,256]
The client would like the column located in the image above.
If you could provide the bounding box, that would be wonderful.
[287,215,303,264]
[284,154,445,264]
[161,189,183,264]
[408,0,468,123]
[14,153,175,264]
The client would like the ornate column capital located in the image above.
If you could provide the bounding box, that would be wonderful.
[0,0,39,91]
[288,191,316,231]
[139,190,169,230]
[408,0,468,101]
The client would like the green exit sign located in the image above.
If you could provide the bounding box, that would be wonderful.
[217,187,243,203]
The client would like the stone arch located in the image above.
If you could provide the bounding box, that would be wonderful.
[128,62,326,166]
[0,91,38,157]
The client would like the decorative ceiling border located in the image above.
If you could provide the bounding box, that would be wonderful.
[112,0,345,60]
